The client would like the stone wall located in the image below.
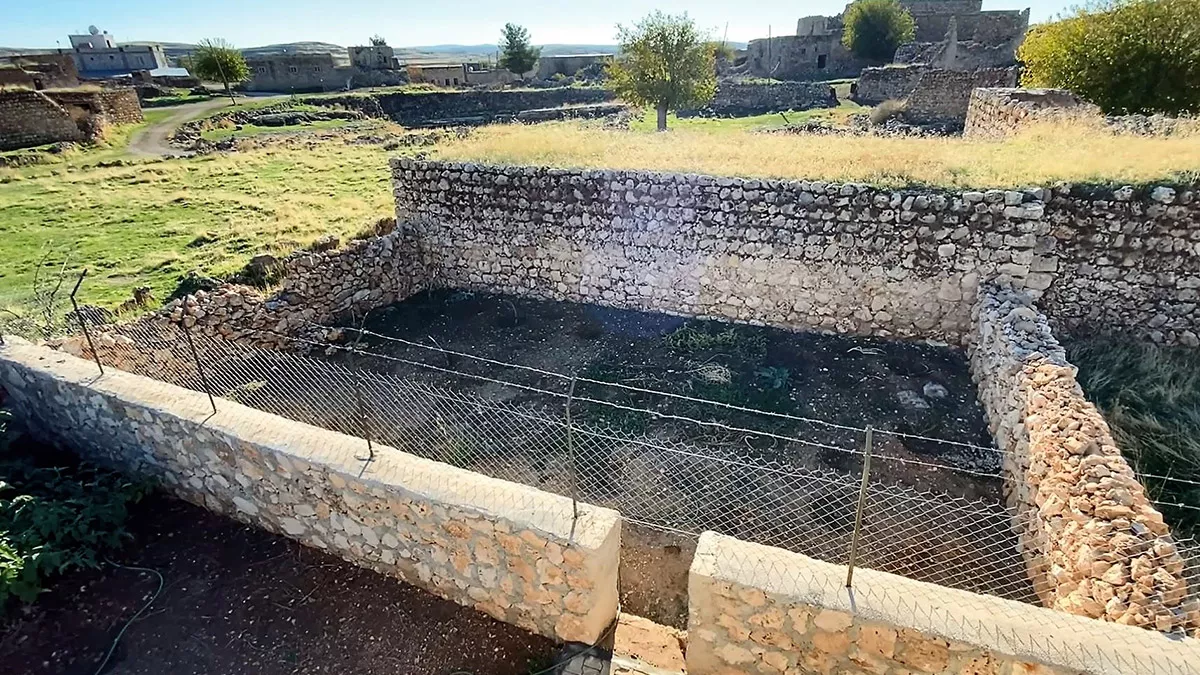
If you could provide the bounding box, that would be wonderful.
[742,35,869,81]
[0,339,621,643]
[0,89,85,151]
[970,286,1198,635]
[965,88,1103,138]
[391,161,1200,345]
[687,531,1200,675]
[682,80,837,117]
[902,67,1019,125]
[48,88,143,125]
[308,87,614,127]
[852,65,926,105]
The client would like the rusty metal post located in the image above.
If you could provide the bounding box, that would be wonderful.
[69,269,104,375]
[846,426,874,588]
[180,322,218,414]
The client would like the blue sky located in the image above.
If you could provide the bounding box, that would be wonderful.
[2,0,1074,49]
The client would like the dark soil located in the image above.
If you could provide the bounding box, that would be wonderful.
[0,493,556,675]
[342,289,1000,496]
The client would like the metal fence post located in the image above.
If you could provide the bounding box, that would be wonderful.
[564,375,581,531]
[179,321,218,414]
[348,317,375,463]
[69,269,104,375]
[846,426,873,588]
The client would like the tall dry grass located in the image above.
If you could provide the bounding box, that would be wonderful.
[432,119,1200,188]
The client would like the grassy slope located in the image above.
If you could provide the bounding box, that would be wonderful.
[0,141,393,308]
[1069,338,1200,536]
[200,118,358,141]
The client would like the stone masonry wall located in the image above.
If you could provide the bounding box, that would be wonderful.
[391,160,1200,345]
[0,89,86,151]
[682,81,837,117]
[965,88,1102,138]
[688,532,1200,675]
[903,67,1019,125]
[309,87,614,127]
[970,286,1199,636]
[852,65,926,105]
[0,339,621,643]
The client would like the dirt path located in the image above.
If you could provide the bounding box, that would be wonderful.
[126,98,241,157]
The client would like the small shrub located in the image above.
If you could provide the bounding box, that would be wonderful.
[0,410,148,605]
[869,99,906,125]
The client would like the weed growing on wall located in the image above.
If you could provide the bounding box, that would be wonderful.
[0,410,148,606]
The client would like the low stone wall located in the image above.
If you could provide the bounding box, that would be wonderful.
[970,285,1198,635]
[903,67,1019,125]
[48,87,144,126]
[391,160,1200,345]
[309,87,614,127]
[0,89,86,151]
[852,65,926,105]
[0,339,621,643]
[682,81,837,117]
[687,532,1200,675]
[965,88,1102,138]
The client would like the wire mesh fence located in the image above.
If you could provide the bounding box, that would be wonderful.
[9,304,1200,670]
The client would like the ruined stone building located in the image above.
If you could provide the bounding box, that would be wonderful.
[244,45,408,93]
[740,0,1028,81]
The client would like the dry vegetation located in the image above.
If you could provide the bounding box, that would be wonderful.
[433,119,1200,187]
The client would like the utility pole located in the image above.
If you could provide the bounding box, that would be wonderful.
[212,49,237,105]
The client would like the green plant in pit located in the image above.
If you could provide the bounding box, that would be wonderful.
[663,322,766,355]
[0,410,148,605]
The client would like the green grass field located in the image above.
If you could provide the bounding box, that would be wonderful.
[200,118,359,141]
[0,136,393,309]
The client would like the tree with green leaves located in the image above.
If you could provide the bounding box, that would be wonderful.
[369,34,388,46]
[499,24,541,77]
[841,0,916,62]
[190,38,250,102]
[1019,0,1200,115]
[607,12,717,131]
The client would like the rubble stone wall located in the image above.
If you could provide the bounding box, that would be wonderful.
[0,89,86,151]
[391,160,1200,345]
[852,65,926,105]
[965,88,1102,138]
[0,339,621,643]
[902,67,1019,125]
[687,531,1200,675]
[683,80,838,116]
[308,87,614,127]
[970,286,1198,635]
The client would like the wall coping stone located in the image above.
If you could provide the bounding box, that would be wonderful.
[690,531,1200,675]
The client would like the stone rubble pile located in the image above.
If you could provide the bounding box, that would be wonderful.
[971,284,1199,637]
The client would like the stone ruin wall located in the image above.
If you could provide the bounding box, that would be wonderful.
[391,161,1200,347]
[902,67,1019,125]
[852,65,927,105]
[971,286,1198,635]
[684,80,837,117]
[965,87,1103,138]
[0,340,621,644]
[0,90,87,151]
[308,87,614,127]
[688,532,1200,675]
[0,87,143,152]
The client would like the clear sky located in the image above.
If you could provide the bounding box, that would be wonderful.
[2,0,1074,49]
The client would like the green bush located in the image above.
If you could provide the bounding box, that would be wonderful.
[1019,0,1200,115]
[842,0,917,62]
[0,410,147,605]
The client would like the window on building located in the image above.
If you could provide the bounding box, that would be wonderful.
[453,77,459,85]
[313,66,322,72]
[817,54,827,69]
[256,66,267,74]
[800,47,807,54]
[289,66,299,73]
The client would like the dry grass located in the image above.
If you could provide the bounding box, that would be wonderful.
[432,119,1200,188]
